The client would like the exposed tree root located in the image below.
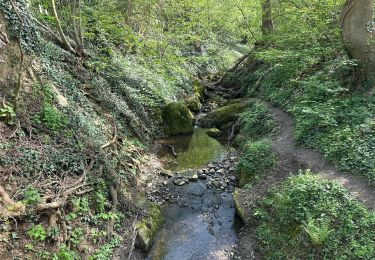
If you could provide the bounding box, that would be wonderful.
[101,119,117,149]
[0,159,95,219]
[167,145,177,157]
[107,170,119,239]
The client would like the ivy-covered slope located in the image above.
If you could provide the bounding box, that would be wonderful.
[0,0,247,258]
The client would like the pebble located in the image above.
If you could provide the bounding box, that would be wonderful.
[173,179,186,186]
[189,174,199,182]
[198,173,207,179]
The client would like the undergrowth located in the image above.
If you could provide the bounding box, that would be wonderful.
[235,100,277,145]
[237,139,276,188]
[255,172,375,259]
[235,101,277,188]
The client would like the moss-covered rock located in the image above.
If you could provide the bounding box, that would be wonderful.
[233,188,254,224]
[162,102,194,135]
[201,99,252,128]
[135,203,163,252]
[206,128,221,138]
[186,95,202,112]
[193,80,205,98]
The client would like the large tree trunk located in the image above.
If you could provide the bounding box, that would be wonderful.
[341,0,375,79]
[261,0,273,36]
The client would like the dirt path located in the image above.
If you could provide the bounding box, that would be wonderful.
[265,101,375,209]
[234,100,375,260]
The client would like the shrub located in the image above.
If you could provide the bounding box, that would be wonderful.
[255,172,375,259]
[237,139,276,187]
[236,101,276,144]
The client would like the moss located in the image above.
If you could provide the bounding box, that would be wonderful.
[201,99,252,128]
[233,188,245,221]
[162,102,194,135]
[193,80,205,98]
[135,203,163,252]
[206,128,221,137]
[186,95,202,112]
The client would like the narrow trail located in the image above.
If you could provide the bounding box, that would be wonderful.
[265,101,375,209]
[235,100,375,260]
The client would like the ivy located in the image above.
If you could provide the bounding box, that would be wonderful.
[0,0,40,53]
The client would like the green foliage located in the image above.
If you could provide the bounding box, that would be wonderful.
[225,0,375,185]
[23,188,41,205]
[0,104,16,125]
[52,245,78,260]
[89,234,122,260]
[0,146,88,178]
[237,139,276,187]
[32,85,68,131]
[236,101,276,144]
[33,102,68,131]
[94,192,106,213]
[27,224,46,241]
[255,172,375,259]
[0,0,40,52]
[302,217,332,246]
[71,197,89,214]
[70,228,84,246]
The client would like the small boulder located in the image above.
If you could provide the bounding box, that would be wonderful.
[186,95,202,112]
[135,204,163,252]
[162,102,194,135]
[198,173,207,180]
[200,99,252,128]
[160,170,173,178]
[173,179,186,186]
[189,174,199,182]
[217,169,224,175]
[206,128,221,138]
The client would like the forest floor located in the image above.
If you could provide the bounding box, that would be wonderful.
[234,99,375,259]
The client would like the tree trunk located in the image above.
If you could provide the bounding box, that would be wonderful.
[51,0,75,53]
[341,0,375,79]
[261,0,273,36]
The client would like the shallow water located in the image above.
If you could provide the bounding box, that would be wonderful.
[158,128,227,172]
[147,182,238,260]
[148,128,238,260]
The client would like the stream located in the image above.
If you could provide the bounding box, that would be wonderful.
[147,127,240,260]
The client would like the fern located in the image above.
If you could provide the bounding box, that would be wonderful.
[302,217,333,246]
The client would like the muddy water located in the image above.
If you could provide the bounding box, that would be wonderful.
[148,129,238,260]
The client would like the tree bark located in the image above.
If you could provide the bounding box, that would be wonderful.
[261,0,273,36]
[341,0,375,79]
